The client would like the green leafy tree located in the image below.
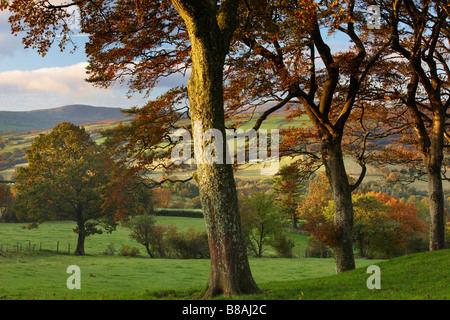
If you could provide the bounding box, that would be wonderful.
[348,194,392,258]
[15,122,121,255]
[272,163,307,228]
[126,213,166,258]
[239,192,287,257]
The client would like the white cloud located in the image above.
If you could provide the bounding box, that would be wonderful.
[0,62,147,111]
[0,62,88,95]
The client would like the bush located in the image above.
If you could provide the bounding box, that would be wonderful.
[119,245,140,257]
[405,233,428,254]
[271,233,295,258]
[305,236,332,258]
[155,208,203,218]
[103,243,116,256]
[165,226,210,259]
[189,196,202,209]
[126,213,209,259]
[169,199,186,209]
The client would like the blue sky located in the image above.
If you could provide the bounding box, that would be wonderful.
[0,11,188,112]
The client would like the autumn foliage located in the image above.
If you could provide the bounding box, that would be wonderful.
[297,173,341,248]
[298,174,427,258]
[351,192,427,258]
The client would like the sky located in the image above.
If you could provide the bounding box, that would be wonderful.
[0,8,353,112]
[0,10,189,112]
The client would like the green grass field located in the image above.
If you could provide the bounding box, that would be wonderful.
[0,216,309,257]
[1,219,448,300]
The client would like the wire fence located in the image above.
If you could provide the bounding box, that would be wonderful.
[0,240,73,254]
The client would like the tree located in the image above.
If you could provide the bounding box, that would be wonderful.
[102,171,156,223]
[298,173,339,249]
[2,0,260,296]
[350,193,396,258]
[126,213,166,258]
[374,0,449,251]
[153,188,173,209]
[272,163,306,228]
[239,192,287,257]
[14,122,122,255]
[170,0,261,296]
[223,0,392,273]
[354,192,427,257]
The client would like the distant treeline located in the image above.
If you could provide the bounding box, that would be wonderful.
[359,180,429,199]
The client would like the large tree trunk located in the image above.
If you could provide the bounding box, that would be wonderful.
[322,137,356,273]
[172,0,261,298]
[190,41,261,299]
[197,164,260,297]
[424,146,446,251]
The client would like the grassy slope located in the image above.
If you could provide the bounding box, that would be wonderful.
[247,249,450,300]
[0,119,124,179]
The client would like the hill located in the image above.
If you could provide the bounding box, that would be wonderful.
[0,104,127,132]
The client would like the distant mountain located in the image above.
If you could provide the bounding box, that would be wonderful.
[0,105,128,131]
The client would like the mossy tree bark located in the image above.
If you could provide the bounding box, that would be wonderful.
[171,0,261,298]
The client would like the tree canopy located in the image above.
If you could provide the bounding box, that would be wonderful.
[13,122,150,255]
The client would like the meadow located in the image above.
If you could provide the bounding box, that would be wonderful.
[0,217,306,257]
[0,218,378,300]
[1,218,448,300]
